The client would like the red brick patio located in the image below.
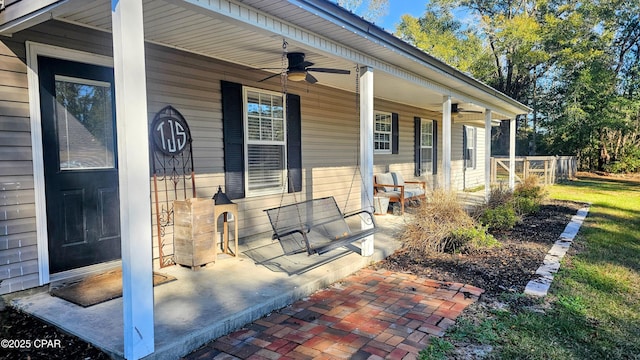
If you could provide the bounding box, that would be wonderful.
[183,268,484,360]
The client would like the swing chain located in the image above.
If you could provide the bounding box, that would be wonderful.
[274,39,306,243]
[343,64,361,212]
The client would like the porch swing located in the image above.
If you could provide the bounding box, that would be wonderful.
[264,41,378,256]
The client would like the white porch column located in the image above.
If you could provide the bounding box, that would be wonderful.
[484,109,492,200]
[360,66,374,257]
[509,117,516,189]
[442,96,452,191]
[111,1,154,359]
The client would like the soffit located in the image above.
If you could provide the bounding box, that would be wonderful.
[47,0,525,120]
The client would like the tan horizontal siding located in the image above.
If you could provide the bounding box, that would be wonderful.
[0,35,38,295]
[0,116,30,131]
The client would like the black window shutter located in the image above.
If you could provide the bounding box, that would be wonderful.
[286,93,302,193]
[221,80,245,199]
[432,120,438,175]
[463,125,468,168]
[392,113,399,154]
[414,117,421,176]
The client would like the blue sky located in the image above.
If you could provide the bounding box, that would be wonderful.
[378,1,427,32]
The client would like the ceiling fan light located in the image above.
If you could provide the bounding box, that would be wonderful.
[288,70,306,82]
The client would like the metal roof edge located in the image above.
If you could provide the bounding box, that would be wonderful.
[291,0,532,114]
[0,0,68,35]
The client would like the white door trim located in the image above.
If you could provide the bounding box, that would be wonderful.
[26,41,113,285]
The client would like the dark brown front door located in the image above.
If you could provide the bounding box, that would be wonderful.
[39,56,121,273]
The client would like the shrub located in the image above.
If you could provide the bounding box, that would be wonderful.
[514,176,545,201]
[402,190,474,254]
[512,196,539,215]
[513,176,546,215]
[478,204,517,231]
[449,225,500,253]
[402,190,502,255]
[487,184,513,208]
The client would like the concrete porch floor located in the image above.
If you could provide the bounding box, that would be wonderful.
[11,214,408,360]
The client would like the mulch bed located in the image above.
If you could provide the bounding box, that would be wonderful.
[376,199,587,297]
[0,199,584,359]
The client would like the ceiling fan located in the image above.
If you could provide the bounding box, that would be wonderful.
[452,103,484,115]
[258,52,350,84]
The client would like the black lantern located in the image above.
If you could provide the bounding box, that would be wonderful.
[212,186,234,205]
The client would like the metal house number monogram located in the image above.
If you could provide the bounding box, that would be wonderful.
[151,106,191,156]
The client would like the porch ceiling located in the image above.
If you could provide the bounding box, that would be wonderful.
[36,0,525,120]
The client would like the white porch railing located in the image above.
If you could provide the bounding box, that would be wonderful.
[491,156,577,185]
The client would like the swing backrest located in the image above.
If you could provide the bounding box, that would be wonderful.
[264,197,354,254]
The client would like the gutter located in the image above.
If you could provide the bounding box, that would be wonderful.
[290,0,532,114]
[0,0,68,36]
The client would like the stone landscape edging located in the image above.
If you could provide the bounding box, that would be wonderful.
[524,204,591,297]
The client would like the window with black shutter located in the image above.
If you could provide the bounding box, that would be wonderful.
[221,81,301,198]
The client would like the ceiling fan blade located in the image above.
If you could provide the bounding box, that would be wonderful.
[458,107,484,114]
[300,61,314,68]
[307,68,351,75]
[305,73,318,84]
[258,72,282,82]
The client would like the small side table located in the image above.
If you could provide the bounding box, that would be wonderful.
[214,202,238,257]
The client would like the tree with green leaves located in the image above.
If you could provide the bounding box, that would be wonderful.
[395,0,640,171]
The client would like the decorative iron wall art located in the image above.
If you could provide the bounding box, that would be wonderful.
[150,105,196,268]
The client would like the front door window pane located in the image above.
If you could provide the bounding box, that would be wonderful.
[55,75,114,170]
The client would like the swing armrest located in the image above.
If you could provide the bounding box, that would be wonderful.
[343,209,377,227]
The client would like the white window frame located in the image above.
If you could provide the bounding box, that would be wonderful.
[420,119,435,175]
[243,86,287,197]
[374,111,392,154]
[465,126,477,169]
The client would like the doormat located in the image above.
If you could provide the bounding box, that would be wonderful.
[50,269,176,307]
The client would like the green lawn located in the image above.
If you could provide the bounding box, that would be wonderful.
[422,174,640,360]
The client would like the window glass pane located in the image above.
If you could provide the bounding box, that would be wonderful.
[247,116,261,140]
[55,76,114,170]
[273,119,284,141]
[273,97,283,119]
[259,93,272,116]
[247,91,260,115]
[421,148,433,174]
[421,121,433,147]
[261,118,273,140]
[247,144,285,191]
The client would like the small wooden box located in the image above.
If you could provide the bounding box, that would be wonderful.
[173,198,216,268]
